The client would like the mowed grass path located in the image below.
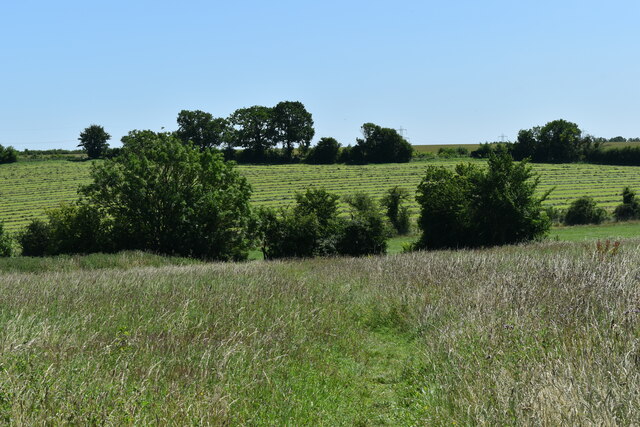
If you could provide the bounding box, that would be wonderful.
[2,158,640,232]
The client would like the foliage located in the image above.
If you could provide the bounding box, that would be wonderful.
[470,142,499,158]
[614,187,640,221]
[78,124,111,159]
[380,186,411,235]
[0,144,18,163]
[271,101,315,158]
[176,110,230,150]
[415,149,550,249]
[228,106,275,161]
[345,123,413,164]
[81,131,253,260]
[587,146,640,166]
[437,146,469,158]
[305,137,341,164]
[17,204,107,256]
[511,119,600,163]
[337,193,388,256]
[18,219,52,256]
[0,221,12,257]
[564,196,608,225]
[258,188,341,259]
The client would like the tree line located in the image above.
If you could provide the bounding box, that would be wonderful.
[470,119,640,166]
[78,101,413,164]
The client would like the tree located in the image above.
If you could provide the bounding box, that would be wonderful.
[0,144,18,163]
[306,137,341,164]
[258,188,341,259]
[80,131,253,260]
[380,186,411,234]
[176,110,230,150]
[511,119,599,163]
[614,187,640,221]
[337,193,388,256]
[78,125,111,159]
[564,197,607,225]
[229,106,275,161]
[352,123,413,163]
[415,149,550,249]
[271,101,315,159]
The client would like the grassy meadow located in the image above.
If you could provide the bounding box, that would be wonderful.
[0,240,639,423]
[3,158,640,233]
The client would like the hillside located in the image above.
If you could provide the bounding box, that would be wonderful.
[0,240,638,423]
[3,158,640,232]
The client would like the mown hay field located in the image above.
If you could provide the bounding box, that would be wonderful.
[0,240,639,423]
[2,158,640,232]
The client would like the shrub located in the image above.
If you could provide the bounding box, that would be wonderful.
[0,144,18,163]
[19,220,53,256]
[337,193,388,256]
[380,186,411,235]
[614,187,640,221]
[80,130,254,260]
[0,222,13,257]
[258,189,341,259]
[306,137,341,164]
[438,147,469,158]
[415,148,550,249]
[564,197,608,225]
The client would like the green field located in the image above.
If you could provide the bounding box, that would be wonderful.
[2,158,640,232]
[1,240,639,423]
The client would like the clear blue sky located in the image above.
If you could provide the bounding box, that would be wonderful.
[1,0,638,150]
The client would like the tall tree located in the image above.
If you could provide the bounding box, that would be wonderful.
[229,106,275,160]
[353,123,413,163]
[176,110,230,150]
[271,101,315,158]
[78,125,111,159]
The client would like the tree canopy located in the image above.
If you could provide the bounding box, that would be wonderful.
[176,110,230,150]
[416,148,550,249]
[271,101,315,158]
[348,123,413,163]
[511,119,599,163]
[79,131,253,260]
[78,125,111,159]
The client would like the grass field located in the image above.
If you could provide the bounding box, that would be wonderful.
[2,158,640,233]
[1,240,639,423]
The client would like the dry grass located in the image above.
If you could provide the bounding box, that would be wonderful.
[1,241,640,424]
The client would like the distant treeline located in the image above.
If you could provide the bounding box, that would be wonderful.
[467,119,640,166]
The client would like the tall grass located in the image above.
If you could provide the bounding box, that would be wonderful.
[1,240,639,423]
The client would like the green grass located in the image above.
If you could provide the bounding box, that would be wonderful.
[549,220,640,241]
[4,158,640,233]
[1,240,640,423]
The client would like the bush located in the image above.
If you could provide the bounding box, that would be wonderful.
[19,220,53,256]
[380,186,411,235]
[0,222,13,257]
[79,130,254,260]
[258,190,390,259]
[258,188,341,259]
[349,123,413,164]
[564,197,608,225]
[0,144,18,163]
[614,187,640,221]
[305,137,341,164]
[415,148,550,249]
[337,193,388,256]
[438,147,469,158]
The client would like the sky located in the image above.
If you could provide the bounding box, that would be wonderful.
[1,0,639,150]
